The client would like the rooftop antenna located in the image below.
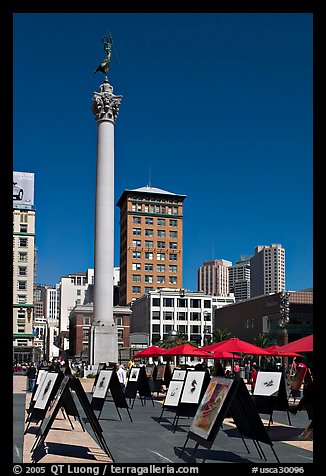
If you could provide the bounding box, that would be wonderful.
[148,164,151,188]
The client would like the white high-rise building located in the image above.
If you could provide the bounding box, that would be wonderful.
[228,255,251,302]
[250,244,285,298]
[197,259,232,296]
[13,172,36,363]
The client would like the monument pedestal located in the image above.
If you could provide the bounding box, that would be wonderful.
[93,324,118,366]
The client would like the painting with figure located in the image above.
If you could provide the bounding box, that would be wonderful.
[172,369,186,381]
[33,370,48,401]
[190,377,233,439]
[129,367,140,382]
[164,380,184,407]
[34,372,59,410]
[253,371,282,397]
[180,371,206,404]
[93,369,113,399]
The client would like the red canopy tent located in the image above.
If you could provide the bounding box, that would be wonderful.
[278,334,313,353]
[132,345,165,359]
[160,343,212,357]
[207,350,242,360]
[203,337,271,355]
[200,340,229,352]
[265,345,303,357]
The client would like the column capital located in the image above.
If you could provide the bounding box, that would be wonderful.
[92,81,122,124]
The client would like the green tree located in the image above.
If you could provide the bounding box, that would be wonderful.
[160,333,195,349]
[253,333,272,368]
[212,328,231,343]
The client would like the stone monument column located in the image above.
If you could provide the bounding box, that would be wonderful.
[91,35,122,366]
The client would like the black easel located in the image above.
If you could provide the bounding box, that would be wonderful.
[91,370,132,422]
[253,372,291,428]
[31,376,114,462]
[180,376,280,464]
[124,366,154,408]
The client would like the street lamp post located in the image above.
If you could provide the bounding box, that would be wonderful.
[279,290,290,370]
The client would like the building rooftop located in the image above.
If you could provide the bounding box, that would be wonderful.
[116,185,186,207]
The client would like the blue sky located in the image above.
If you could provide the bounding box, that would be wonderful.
[13,13,313,292]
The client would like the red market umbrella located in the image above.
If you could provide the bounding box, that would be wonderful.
[208,350,242,360]
[161,343,212,358]
[278,334,313,353]
[265,345,303,357]
[206,337,271,356]
[132,345,165,359]
[200,340,229,352]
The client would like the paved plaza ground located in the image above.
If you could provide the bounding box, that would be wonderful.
[13,374,314,466]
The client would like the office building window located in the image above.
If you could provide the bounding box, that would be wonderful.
[132,263,141,271]
[145,218,153,225]
[169,219,177,227]
[190,312,200,321]
[178,312,186,320]
[169,231,177,238]
[132,240,141,247]
[145,252,153,260]
[145,241,153,248]
[169,254,177,261]
[132,251,141,259]
[169,265,177,273]
[145,287,153,293]
[157,253,165,261]
[133,217,142,224]
[152,298,160,307]
[145,275,153,283]
[19,238,28,247]
[169,242,178,249]
[145,229,153,236]
[157,230,166,238]
[18,252,28,262]
[132,286,141,294]
[157,241,165,249]
[133,228,141,236]
[169,276,177,284]
[157,219,166,226]
[145,263,153,271]
[163,298,174,307]
[152,311,160,319]
[20,224,28,233]
[17,281,27,290]
[157,264,165,272]
[157,276,165,284]
[18,266,27,276]
[132,275,141,282]
[163,312,174,320]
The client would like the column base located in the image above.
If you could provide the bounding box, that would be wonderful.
[92,324,118,366]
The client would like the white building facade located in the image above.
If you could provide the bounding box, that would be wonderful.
[130,288,213,348]
[13,190,36,363]
[59,269,94,351]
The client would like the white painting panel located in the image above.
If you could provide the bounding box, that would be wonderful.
[164,381,184,407]
[129,367,140,382]
[93,370,113,399]
[253,371,282,397]
[180,371,206,404]
[34,372,59,410]
[172,369,186,381]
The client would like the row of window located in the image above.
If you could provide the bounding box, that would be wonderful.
[132,228,178,238]
[131,240,178,249]
[152,324,212,334]
[132,275,178,284]
[132,251,178,261]
[129,195,180,204]
[132,217,178,227]
[151,311,211,320]
[132,263,177,272]
[152,298,211,308]
[131,203,179,215]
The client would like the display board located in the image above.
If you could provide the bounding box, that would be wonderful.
[32,376,114,462]
[124,366,154,408]
[253,371,291,428]
[183,377,280,463]
[172,369,187,381]
[91,370,132,421]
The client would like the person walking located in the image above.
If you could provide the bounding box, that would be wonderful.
[26,362,37,392]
